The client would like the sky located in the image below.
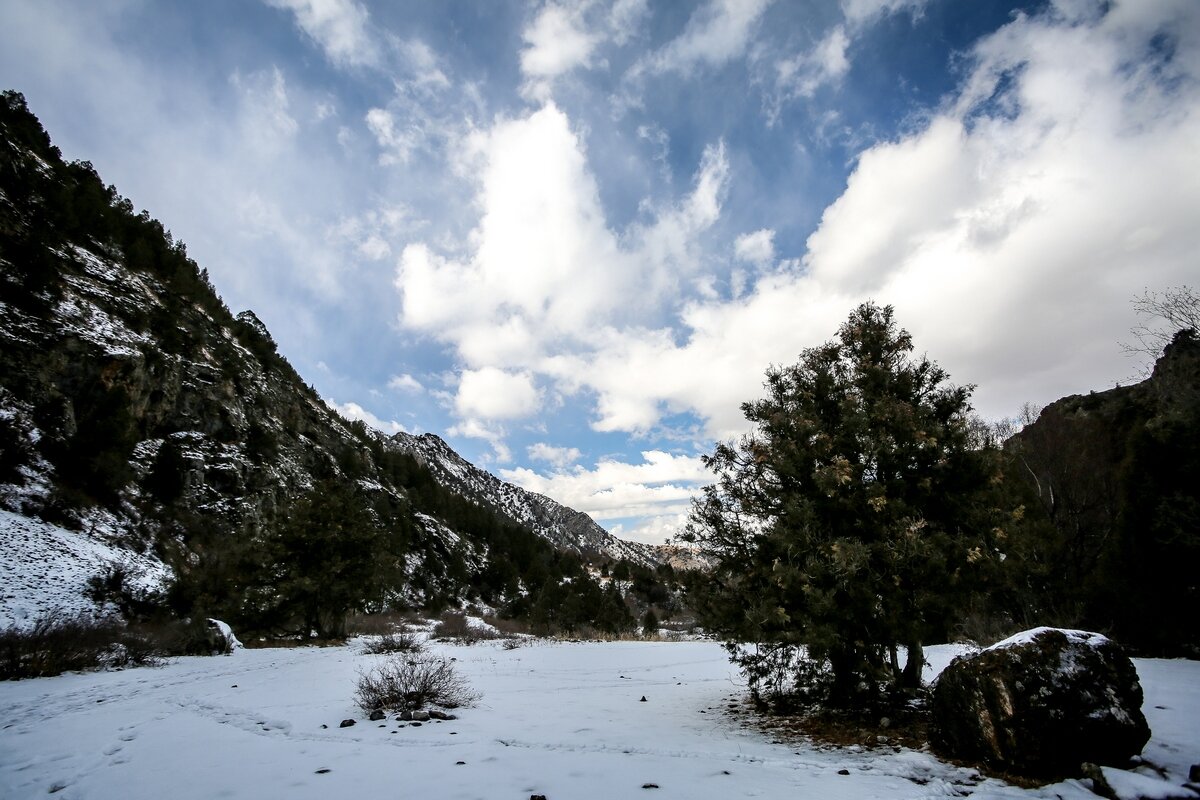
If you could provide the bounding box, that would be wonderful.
[2,0,1198,545]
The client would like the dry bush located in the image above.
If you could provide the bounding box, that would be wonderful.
[432,611,499,643]
[355,653,480,711]
[482,615,530,636]
[360,630,423,655]
[0,613,225,679]
[345,611,414,637]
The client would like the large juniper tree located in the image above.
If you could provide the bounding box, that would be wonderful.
[683,302,998,706]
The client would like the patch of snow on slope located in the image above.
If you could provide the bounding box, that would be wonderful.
[0,510,171,628]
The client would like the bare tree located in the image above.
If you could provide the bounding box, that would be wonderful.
[1123,285,1199,373]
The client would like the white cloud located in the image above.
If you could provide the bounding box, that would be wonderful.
[527,442,583,468]
[232,67,299,156]
[520,3,602,101]
[388,373,424,393]
[447,418,513,463]
[840,0,929,28]
[326,398,407,434]
[639,0,773,76]
[734,228,775,267]
[775,24,850,101]
[609,0,650,45]
[610,512,692,545]
[263,0,380,69]
[582,0,1200,434]
[395,103,730,366]
[455,367,542,420]
[500,450,709,522]
[365,107,420,165]
[358,235,390,260]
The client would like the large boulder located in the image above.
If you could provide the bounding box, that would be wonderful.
[931,627,1150,777]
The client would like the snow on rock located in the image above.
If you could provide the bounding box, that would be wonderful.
[931,627,1151,778]
[987,626,1110,653]
[6,641,1182,800]
[0,510,171,628]
[207,619,243,651]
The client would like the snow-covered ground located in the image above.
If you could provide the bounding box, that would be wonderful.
[0,510,170,627]
[1,639,1195,799]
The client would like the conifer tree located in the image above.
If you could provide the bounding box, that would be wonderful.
[684,302,997,705]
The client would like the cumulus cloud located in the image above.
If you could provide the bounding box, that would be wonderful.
[527,442,583,468]
[395,103,730,375]
[326,398,407,434]
[734,228,775,266]
[388,373,424,393]
[520,3,602,101]
[500,450,709,522]
[494,0,1200,451]
[586,0,1200,436]
[455,367,542,420]
[263,0,380,69]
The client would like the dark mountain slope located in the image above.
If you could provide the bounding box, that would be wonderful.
[1003,330,1200,652]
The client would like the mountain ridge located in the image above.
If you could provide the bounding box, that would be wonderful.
[389,431,658,566]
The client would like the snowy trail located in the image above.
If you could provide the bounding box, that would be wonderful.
[0,640,1190,799]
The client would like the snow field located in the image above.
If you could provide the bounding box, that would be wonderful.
[5,639,1194,799]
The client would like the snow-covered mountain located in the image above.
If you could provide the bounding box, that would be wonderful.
[389,432,659,566]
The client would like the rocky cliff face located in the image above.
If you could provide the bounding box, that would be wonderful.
[389,432,658,566]
[1004,330,1199,652]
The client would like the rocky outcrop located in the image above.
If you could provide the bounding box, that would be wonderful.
[1004,331,1200,654]
[931,627,1150,778]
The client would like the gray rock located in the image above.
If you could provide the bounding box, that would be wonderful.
[411,710,430,721]
[338,719,356,728]
[931,628,1150,778]
[368,709,385,721]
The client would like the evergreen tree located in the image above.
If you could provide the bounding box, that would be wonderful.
[261,479,397,638]
[684,303,998,706]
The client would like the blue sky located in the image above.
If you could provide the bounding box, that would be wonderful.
[3,0,1198,544]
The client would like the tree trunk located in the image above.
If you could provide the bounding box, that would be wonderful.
[901,639,924,689]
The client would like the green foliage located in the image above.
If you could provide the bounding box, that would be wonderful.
[684,302,999,705]
[257,479,402,638]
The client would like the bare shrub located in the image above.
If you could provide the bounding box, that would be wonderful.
[355,653,480,712]
[483,615,530,636]
[432,611,499,643]
[360,631,423,655]
[345,611,414,637]
[0,613,223,679]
